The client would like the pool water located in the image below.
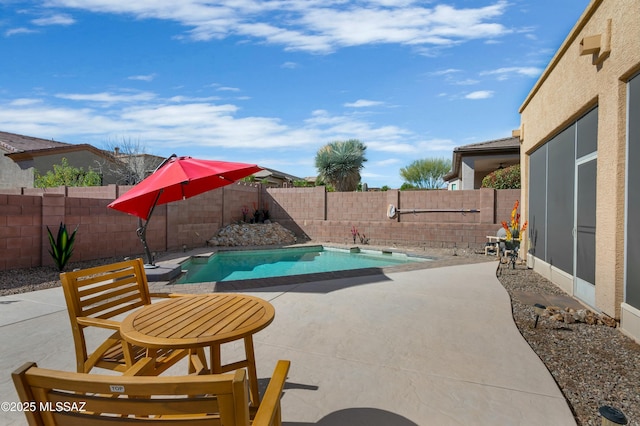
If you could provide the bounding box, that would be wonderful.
[177,246,426,283]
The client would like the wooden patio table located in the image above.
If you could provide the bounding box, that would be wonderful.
[120,293,275,406]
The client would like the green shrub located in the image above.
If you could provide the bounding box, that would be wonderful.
[35,158,101,188]
[481,164,521,189]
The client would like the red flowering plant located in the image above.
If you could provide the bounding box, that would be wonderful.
[501,200,528,250]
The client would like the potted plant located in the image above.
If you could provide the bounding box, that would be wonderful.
[501,200,528,252]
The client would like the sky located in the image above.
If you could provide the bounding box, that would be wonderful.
[1,0,589,189]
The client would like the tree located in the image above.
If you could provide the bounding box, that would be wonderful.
[481,164,521,189]
[399,157,451,189]
[100,138,163,185]
[35,158,102,187]
[315,139,367,192]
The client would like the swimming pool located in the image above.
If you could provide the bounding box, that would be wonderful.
[177,246,427,284]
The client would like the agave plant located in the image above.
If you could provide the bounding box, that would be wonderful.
[46,223,78,271]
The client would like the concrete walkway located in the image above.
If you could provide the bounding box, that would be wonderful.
[0,262,576,425]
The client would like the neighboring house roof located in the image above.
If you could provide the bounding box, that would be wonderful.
[253,167,301,183]
[0,131,71,154]
[0,130,114,162]
[444,136,520,182]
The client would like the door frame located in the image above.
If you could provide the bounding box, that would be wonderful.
[573,151,597,307]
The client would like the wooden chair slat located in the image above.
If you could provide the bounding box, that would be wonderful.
[12,360,289,425]
[48,392,222,416]
[76,273,139,295]
[77,279,140,305]
[81,296,143,319]
[52,412,222,426]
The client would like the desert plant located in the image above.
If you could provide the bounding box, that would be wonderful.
[46,223,78,271]
[315,139,367,192]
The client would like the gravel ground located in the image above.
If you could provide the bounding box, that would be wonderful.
[1,250,638,425]
[497,263,639,426]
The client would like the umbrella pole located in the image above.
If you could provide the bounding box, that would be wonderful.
[136,191,163,268]
[136,218,155,268]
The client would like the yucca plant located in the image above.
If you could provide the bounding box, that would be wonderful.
[46,223,78,271]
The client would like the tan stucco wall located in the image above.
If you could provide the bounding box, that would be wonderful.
[519,0,640,319]
[33,151,124,185]
[0,148,33,188]
[4,150,125,188]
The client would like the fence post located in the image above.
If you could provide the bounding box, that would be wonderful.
[41,193,66,267]
[479,188,496,224]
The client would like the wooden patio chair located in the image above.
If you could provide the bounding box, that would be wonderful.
[60,258,189,375]
[12,358,291,425]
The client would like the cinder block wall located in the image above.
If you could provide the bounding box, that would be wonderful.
[0,194,42,269]
[0,186,519,270]
[265,187,519,249]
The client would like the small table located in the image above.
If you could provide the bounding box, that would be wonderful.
[120,293,275,406]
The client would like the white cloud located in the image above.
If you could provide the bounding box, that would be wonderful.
[452,79,479,86]
[128,74,156,82]
[374,158,402,166]
[10,98,43,106]
[168,95,220,103]
[344,99,384,108]
[481,66,542,80]
[430,69,461,76]
[32,14,75,26]
[0,95,425,154]
[215,86,240,92]
[0,104,121,137]
[5,27,37,36]
[55,91,157,104]
[281,61,299,69]
[44,0,511,53]
[465,90,494,100]
[430,69,478,86]
[416,138,456,151]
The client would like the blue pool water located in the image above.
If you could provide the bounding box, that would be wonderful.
[177,246,426,283]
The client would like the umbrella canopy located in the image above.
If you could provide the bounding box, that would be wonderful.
[108,156,262,220]
[108,155,262,265]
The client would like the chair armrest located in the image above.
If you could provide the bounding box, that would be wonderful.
[76,317,121,330]
[252,360,291,426]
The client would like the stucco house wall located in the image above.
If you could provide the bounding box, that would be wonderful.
[519,0,640,342]
[1,132,130,188]
[30,150,123,185]
[0,148,32,188]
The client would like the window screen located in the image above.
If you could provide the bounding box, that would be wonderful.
[546,127,575,274]
[627,74,640,308]
[529,146,547,259]
[577,107,598,158]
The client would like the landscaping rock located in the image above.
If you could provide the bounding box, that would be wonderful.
[207,222,297,247]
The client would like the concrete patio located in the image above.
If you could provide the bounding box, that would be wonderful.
[0,261,576,425]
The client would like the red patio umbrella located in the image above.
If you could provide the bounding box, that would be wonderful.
[108,155,262,266]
